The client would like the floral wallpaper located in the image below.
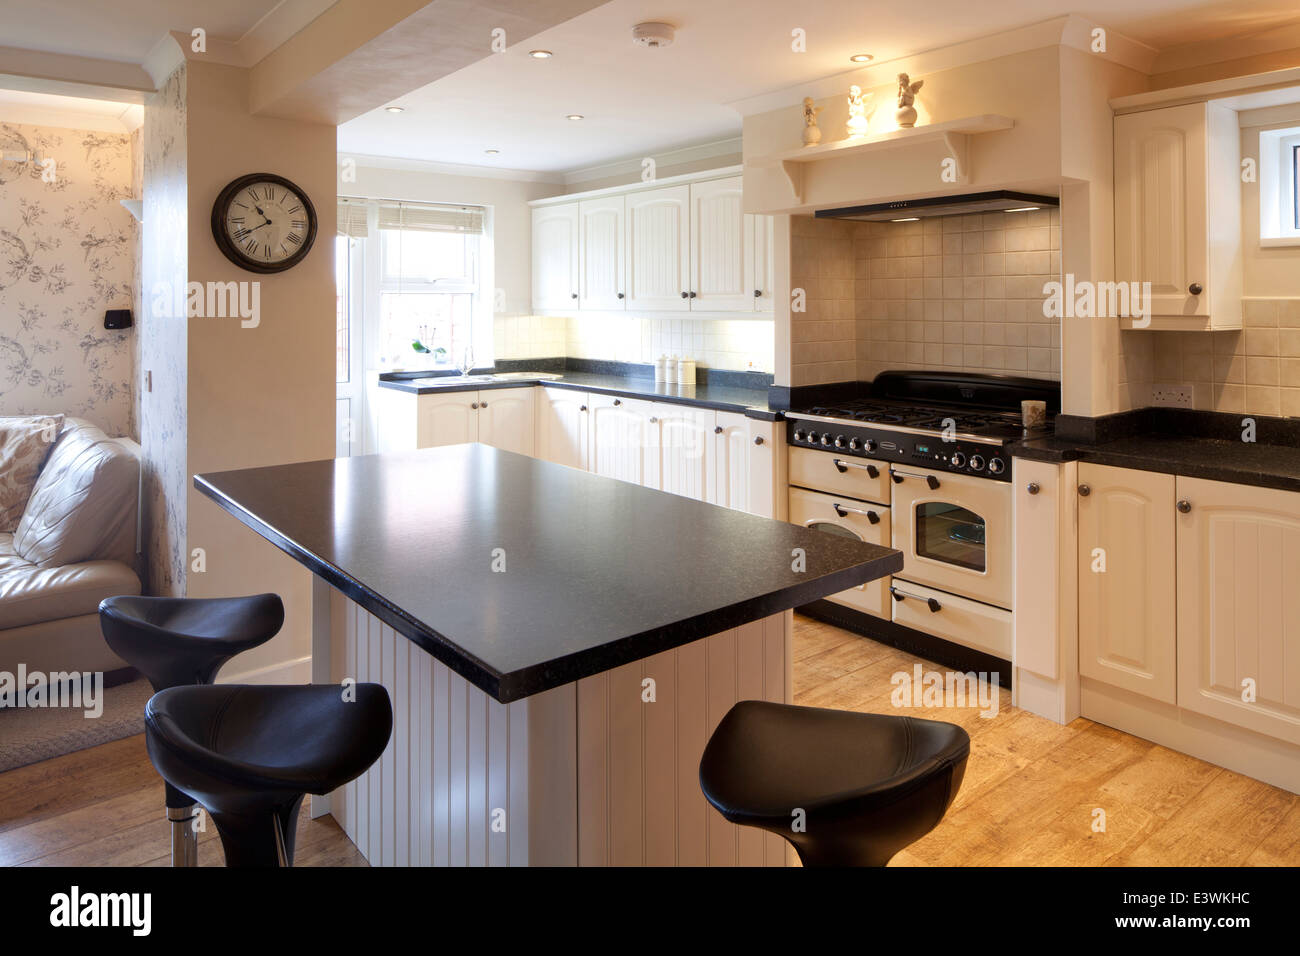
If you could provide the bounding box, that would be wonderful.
[0,121,134,436]
[139,64,189,597]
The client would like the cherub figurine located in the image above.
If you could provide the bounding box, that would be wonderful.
[896,73,924,128]
[845,85,873,139]
[801,97,824,146]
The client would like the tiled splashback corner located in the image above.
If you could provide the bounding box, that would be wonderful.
[789,209,1062,388]
[1126,298,1300,417]
[494,313,776,375]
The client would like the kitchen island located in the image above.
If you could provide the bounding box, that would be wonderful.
[195,444,901,866]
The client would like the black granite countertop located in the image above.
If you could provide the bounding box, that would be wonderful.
[1010,408,1300,494]
[376,367,781,420]
[195,445,901,702]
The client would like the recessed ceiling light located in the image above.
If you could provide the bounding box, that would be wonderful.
[485,149,500,155]
[566,114,584,121]
[850,53,874,63]
[385,106,404,113]
[528,49,553,58]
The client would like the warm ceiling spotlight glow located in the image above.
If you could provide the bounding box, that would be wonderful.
[528,49,553,58]
[484,149,500,155]
[891,217,920,222]
[385,106,404,113]
[850,53,874,63]
[566,113,584,121]
[1004,206,1040,212]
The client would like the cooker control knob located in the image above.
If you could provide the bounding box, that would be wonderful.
[793,428,807,442]
[806,431,819,444]
[833,435,847,449]
[969,455,985,471]
[848,437,862,452]
[820,433,833,447]
[863,439,878,453]
[950,452,966,468]
[987,457,1005,475]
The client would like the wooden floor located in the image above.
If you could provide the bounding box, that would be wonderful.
[2,613,1297,866]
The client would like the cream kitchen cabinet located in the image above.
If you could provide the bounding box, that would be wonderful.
[1113,101,1242,330]
[536,388,590,470]
[531,204,579,310]
[654,404,714,502]
[578,195,625,311]
[689,176,750,312]
[714,411,779,517]
[1076,462,1178,704]
[412,389,535,457]
[625,185,690,313]
[748,212,776,313]
[1176,476,1300,746]
[587,393,658,487]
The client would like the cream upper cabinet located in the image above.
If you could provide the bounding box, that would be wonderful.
[1176,476,1300,745]
[654,404,714,502]
[625,185,690,312]
[749,213,776,313]
[1113,102,1241,330]
[714,412,777,517]
[578,195,625,311]
[416,392,479,449]
[476,388,535,458]
[531,204,579,311]
[588,393,657,487]
[689,176,751,312]
[536,388,589,470]
[1076,462,1178,704]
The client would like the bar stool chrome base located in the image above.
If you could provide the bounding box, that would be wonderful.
[167,805,200,867]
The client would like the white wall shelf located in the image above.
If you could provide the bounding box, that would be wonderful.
[749,114,1015,202]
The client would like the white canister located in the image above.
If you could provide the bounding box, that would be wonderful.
[654,355,667,383]
[665,356,678,385]
[677,359,696,386]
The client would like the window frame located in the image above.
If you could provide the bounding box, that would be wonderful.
[1258,124,1300,247]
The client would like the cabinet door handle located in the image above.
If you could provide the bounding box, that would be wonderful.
[891,586,941,613]
[1078,483,1090,497]
[617,292,625,299]
[1027,482,1040,495]
[470,402,479,409]
[714,425,724,434]
[680,291,688,299]
[613,399,622,406]
[571,293,578,299]
[832,458,879,478]
[479,401,488,408]
[689,291,697,298]
[1177,499,1192,514]
[754,436,765,445]
[649,416,658,423]
[1188,283,1203,295]
[754,289,762,298]
[579,404,588,412]
[833,503,880,524]
[890,468,940,490]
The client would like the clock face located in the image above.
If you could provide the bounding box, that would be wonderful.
[211,173,317,273]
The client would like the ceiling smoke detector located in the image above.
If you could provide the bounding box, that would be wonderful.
[631,22,675,48]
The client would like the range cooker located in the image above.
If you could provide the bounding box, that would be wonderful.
[785,371,1059,675]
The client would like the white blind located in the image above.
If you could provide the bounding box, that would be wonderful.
[377,200,486,235]
[337,199,369,238]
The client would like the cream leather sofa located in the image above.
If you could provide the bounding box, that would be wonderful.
[0,418,141,676]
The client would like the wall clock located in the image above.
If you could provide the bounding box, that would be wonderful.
[211,172,318,274]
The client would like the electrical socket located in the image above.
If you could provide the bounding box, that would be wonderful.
[1150,384,1194,408]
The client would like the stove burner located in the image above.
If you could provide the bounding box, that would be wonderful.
[806,400,1026,435]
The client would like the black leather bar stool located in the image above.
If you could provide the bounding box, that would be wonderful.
[699,700,970,867]
[98,594,284,865]
[144,683,392,866]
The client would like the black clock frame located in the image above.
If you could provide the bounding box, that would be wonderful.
[210,172,318,274]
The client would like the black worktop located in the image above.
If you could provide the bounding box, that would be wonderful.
[1010,408,1300,494]
[376,361,780,420]
[195,445,901,703]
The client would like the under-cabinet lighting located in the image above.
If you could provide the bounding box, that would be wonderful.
[1004,206,1039,212]
[891,217,920,222]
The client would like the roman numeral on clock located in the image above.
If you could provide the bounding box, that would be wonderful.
[286,232,302,245]
[232,227,251,241]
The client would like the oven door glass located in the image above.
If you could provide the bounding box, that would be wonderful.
[914,502,986,572]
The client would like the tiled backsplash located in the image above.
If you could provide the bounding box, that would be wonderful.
[494,313,775,374]
[1124,298,1300,416]
[789,210,1062,387]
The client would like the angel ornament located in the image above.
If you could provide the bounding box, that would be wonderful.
[845,85,873,139]
[801,97,824,146]
[896,73,924,128]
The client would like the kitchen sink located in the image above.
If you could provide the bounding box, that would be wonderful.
[488,371,562,381]
[409,375,497,385]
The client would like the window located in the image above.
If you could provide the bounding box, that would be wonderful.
[337,198,492,369]
[1258,125,1300,246]
[335,235,351,383]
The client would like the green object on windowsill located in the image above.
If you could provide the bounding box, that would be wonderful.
[411,340,448,362]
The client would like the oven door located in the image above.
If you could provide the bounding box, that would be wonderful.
[889,463,1012,608]
[788,486,891,618]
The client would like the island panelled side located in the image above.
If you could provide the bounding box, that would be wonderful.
[323,586,791,867]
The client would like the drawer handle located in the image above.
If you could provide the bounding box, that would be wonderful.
[890,468,941,490]
[891,586,941,613]
[832,458,879,478]
[833,502,880,524]
[1027,482,1040,495]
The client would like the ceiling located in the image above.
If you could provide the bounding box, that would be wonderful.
[0,89,142,132]
[338,0,1300,173]
[0,0,295,63]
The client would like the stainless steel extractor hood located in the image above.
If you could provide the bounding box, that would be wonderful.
[815,190,1058,222]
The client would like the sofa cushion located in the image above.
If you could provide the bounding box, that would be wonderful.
[0,559,141,630]
[13,421,139,569]
[0,533,29,575]
[0,415,63,533]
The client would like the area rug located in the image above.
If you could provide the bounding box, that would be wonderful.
[0,676,153,773]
